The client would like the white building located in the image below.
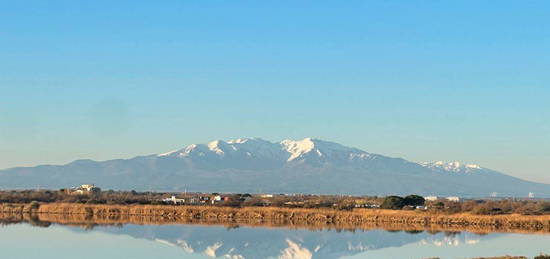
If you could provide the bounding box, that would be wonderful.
[80,184,95,191]
[424,196,439,201]
[446,197,461,202]
[211,195,223,204]
[162,196,185,204]
[68,184,101,194]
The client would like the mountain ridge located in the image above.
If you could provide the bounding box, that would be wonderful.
[1,137,549,197]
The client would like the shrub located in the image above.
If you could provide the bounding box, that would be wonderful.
[403,195,425,206]
[538,202,550,213]
[380,196,404,210]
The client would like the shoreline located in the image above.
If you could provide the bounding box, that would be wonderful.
[1,202,550,234]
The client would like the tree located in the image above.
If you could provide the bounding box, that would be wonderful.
[403,195,425,206]
[380,196,405,210]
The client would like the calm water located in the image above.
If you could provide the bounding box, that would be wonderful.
[0,222,549,259]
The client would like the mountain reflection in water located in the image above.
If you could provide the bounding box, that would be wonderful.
[91,225,485,259]
[0,220,549,259]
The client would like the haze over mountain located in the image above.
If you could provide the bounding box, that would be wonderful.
[1,138,549,197]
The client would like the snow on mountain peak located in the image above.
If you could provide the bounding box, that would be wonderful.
[422,161,482,173]
[157,143,206,157]
[280,138,316,161]
[227,138,249,144]
[156,137,374,165]
[157,150,179,157]
[280,137,373,162]
[207,140,226,155]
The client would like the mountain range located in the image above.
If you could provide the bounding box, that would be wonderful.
[1,137,549,197]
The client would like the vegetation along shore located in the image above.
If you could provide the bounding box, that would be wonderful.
[0,202,550,234]
[1,188,549,233]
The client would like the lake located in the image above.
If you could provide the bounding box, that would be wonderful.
[0,221,549,259]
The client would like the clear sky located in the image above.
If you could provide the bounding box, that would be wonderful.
[1,1,549,184]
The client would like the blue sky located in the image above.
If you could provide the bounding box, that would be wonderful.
[1,1,549,183]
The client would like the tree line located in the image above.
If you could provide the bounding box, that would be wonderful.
[0,190,548,215]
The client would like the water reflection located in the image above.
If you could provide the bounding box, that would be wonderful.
[94,224,456,258]
[0,218,549,259]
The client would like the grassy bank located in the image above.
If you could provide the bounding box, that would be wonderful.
[1,202,549,234]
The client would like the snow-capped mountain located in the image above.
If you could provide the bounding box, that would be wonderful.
[421,161,483,174]
[157,137,375,168]
[1,137,549,197]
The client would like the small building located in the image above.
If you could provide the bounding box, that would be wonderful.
[446,197,461,202]
[211,195,224,204]
[67,184,101,195]
[162,196,185,205]
[424,196,439,201]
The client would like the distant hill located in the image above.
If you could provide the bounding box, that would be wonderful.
[1,137,549,197]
